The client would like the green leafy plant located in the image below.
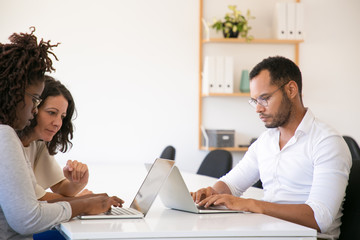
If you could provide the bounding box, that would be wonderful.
[211,5,255,40]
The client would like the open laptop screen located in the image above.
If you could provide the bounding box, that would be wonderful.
[130,158,174,214]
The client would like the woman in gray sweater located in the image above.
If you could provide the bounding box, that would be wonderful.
[0,27,124,240]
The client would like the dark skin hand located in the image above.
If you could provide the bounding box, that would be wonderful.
[48,193,125,218]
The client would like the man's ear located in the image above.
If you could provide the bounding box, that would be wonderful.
[286,81,299,99]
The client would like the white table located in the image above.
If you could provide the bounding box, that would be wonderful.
[59,163,316,240]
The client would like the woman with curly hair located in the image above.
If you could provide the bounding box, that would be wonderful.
[0,28,123,239]
[18,76,92,201]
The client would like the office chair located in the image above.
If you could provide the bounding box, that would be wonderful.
[343,136,360,161]
[197,150,232,178]
[339,159,360,240]
[160,145,176,160]
[252,179,263,189]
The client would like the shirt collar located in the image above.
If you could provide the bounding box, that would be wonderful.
[267,108,314,141]
[294,108,314,137]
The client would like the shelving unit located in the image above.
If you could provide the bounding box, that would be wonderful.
[198,0,303,152]
[202,92,250,97]
[204,38,303,44]
[203,38,304,66]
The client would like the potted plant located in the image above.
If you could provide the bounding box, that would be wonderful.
[211,5,255,40]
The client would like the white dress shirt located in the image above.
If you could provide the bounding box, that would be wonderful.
[220,109,351,240]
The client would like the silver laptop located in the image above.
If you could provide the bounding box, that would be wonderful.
[78,158,175,219]
[146,164,242,214]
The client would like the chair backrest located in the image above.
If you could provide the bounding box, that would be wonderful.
[197,150,232,178]
[160,145,176,160]
[252,179,263,189]
[343,136,360,161]
[339,159,360,240]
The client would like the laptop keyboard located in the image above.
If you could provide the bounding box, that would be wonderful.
[108,207,141,216]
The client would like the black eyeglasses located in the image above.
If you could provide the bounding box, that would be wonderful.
[248,82,288,108]
[25,92,42,109]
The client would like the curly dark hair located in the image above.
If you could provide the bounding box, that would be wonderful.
[18,76,76,155]
[0,27,59,128]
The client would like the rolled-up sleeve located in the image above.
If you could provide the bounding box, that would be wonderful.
[220,141,260,197]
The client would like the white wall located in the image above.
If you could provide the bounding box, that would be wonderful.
[1,0,359,173]
[301,0,360,140]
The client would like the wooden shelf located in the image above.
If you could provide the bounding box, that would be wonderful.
[198,0,303,151]
[200,146,249,152]
[202,92,250,97]
[203,38,304,44]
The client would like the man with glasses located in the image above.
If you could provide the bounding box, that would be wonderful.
[192,56,351,240]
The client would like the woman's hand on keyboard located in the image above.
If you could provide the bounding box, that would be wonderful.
[69,193,124,217]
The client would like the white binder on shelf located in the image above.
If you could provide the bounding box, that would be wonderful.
[215,56,225,93]
[295,2,304,40]
[202,56,216,94]
[274,2,287,39]
[286,2,296,40]
[202,56,209,95]
[224,56,234,93]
